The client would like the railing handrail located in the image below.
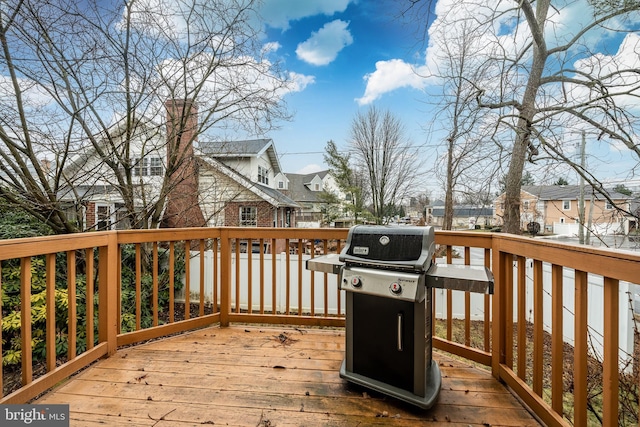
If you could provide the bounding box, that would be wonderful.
[2,227,637,276]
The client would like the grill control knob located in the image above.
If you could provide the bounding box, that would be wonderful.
[351,277,362,288]
[390,282,402,295]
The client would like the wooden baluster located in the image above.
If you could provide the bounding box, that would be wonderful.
[67,251,77,360]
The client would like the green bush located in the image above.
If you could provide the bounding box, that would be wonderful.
[1,256,85,366]
[115,243,185,332]
[1,243,186,366]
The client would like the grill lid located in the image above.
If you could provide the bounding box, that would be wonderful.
[339,225,435,271]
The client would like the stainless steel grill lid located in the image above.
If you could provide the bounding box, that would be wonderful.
[339,225,435,271]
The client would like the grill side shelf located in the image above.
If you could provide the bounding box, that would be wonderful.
[425,264,494,294]
[305,254,344,275]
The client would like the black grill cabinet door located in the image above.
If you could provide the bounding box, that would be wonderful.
[352,293,415,392]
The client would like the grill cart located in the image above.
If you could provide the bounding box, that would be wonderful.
[307,225,493,409]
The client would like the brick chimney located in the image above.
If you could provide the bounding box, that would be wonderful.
[162,99,206,228]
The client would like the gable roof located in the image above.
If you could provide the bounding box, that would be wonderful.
[199,138,282,175]
[196,151,298,208]
[284,171,330,203]
[520,185,630,201]
[63,116,163,179]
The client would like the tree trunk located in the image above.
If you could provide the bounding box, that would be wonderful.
[502,0,549,234]
[443,142,454,230]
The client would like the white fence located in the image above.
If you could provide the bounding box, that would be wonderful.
[177,250,344,314]
[179,249,637,368]
[440,255,636,369]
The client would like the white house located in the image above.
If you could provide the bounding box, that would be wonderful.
[60,99,298,230]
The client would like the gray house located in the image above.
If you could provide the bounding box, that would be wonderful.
[426,201,493,229]
[279,170,351,227]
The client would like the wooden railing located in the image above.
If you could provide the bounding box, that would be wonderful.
[1,227,639,426]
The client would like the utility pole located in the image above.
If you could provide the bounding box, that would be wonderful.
[578,131,586,245]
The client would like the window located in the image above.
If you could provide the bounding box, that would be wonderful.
[523,200,530,210]
[150,157,163,176]
[278,180,284,189]
[97,205,111,230]
[133,158,148,176]
[562,200,571,210]
[258,166,269,184]
[314,183,320,191]
[64,204,82,229]
[114,204,131,230]
[605,201,613,210]
[133,157,163,176]
[240,206,257,227]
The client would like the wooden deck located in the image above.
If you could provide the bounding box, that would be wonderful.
[36,326,540,426]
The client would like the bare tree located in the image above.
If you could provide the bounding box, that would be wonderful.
[480,1,640,233]
[0,0,292,233]
[425,17,499,230]
[348,106,422,224]
[404,0,640,234]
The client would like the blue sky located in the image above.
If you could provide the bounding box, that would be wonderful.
[253,0,640,196]
[258,1,434,176]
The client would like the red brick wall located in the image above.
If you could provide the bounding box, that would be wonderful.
[225,201,274,227]
[86,202,96,229]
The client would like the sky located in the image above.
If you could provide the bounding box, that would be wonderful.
[251,0,640,197]
[257,1,435,176]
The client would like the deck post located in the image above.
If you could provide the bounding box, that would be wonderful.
[98,233,118,356]
[219,228,231,327]
[491,241,507,379]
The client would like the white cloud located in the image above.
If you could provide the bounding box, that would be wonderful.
[286,72,316,93]
[358,0,640,106]
[262,41,281,55]
[355,59,429,105]
[260,0,352,30]
[296,163,324,174]
[0,75,53,108]
[296,20,353,66]
[565,32,640,133]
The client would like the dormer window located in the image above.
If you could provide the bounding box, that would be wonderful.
[278,180,284,189]
[258,166,269,184]
[314,183,320,191]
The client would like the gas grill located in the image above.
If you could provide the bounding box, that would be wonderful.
[307,225,493,409]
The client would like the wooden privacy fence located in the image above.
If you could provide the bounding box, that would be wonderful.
[0,227,639,426]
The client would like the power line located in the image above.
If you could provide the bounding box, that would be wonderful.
[278,142,447,156]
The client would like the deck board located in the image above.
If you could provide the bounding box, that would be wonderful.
[35,326,540,426]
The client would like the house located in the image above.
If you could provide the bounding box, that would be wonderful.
[426,200,493,229]
[61,99,298,231]
[493,185,632,235]
[197,137,298,227]
[279,170,352,228]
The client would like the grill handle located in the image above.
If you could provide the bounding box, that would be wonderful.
[397,313,403,351]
